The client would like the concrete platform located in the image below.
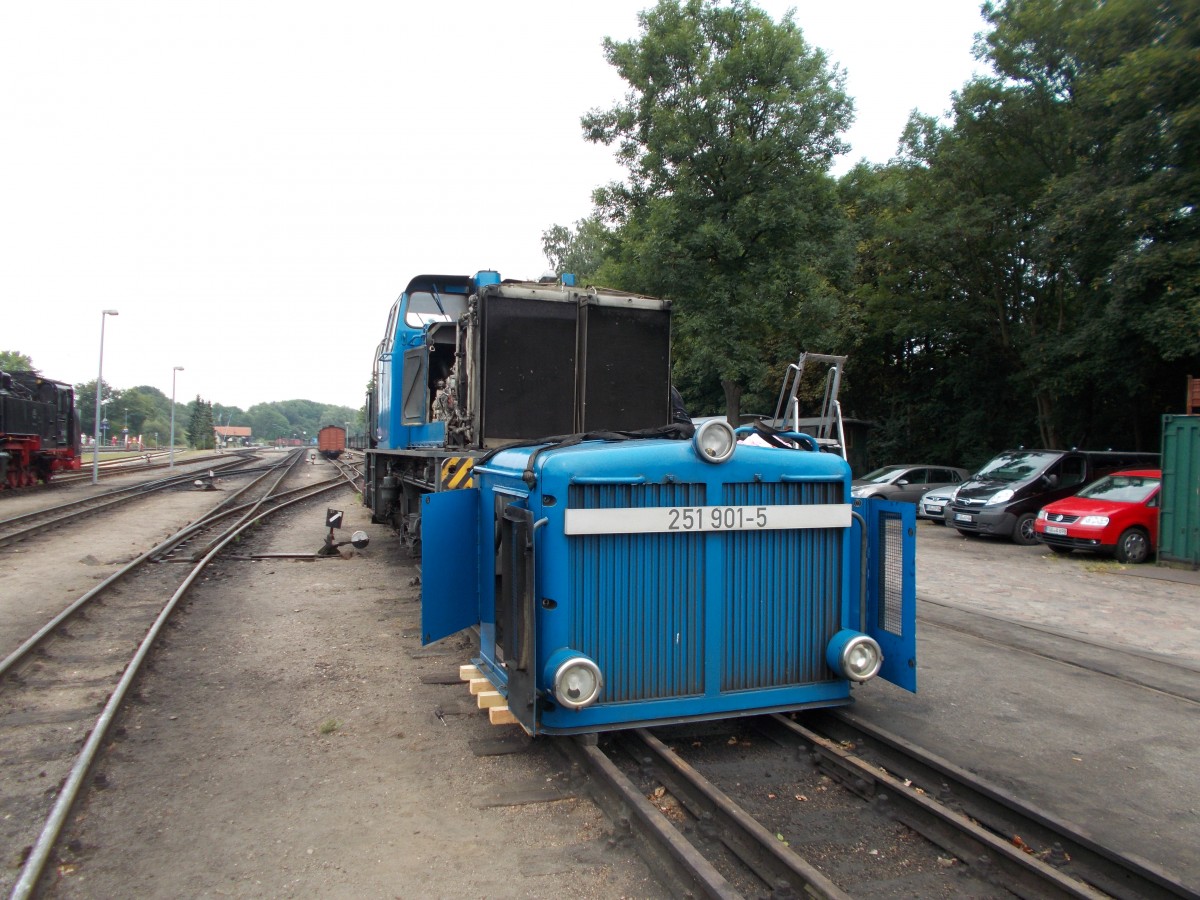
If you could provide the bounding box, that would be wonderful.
[852,522,1200,891]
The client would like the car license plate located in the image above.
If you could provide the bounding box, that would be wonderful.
[1046,525,1068,536]
[926,504,943,514]
[954,513,972,523]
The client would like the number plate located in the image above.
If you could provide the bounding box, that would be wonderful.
[564,503,851,535]
[925,504,943,514]
[954,513,972,523]
[1045,525,1068,536]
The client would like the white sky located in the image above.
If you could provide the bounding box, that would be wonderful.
[1,2,988,415]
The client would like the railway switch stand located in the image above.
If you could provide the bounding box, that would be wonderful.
[317,508,369,557]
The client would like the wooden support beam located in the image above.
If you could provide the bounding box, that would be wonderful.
[488,706,518,726]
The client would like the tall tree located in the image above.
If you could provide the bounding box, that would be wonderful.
[843,0,1197,465]
[0,351,35,372]
[74,379,121,443]
[187,395,216,450]
[583,0,854,421]
[246,404,293,442]
[541,216,613,284]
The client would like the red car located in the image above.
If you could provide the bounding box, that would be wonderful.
[1034,468,1161,564]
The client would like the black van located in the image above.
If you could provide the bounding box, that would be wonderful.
[948,449,1160,545]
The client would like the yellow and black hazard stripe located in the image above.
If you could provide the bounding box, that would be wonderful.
[440,457,475,490]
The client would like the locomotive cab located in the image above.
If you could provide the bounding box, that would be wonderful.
[364,272,675,542]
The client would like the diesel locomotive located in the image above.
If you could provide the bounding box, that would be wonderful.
[365,272,916,735]
[0,370,81,489]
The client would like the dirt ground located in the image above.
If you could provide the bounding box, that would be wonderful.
[1,460,666,899]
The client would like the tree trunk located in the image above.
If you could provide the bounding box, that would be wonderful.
[1035,391,1060,448]
[721,378,743,426]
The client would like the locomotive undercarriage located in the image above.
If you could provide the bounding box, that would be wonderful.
[0,440,66,489]
[366,448,481,551]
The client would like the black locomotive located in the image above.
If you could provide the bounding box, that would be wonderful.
[0,370,81,489]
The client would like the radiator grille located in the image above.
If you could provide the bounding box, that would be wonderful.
[568,480,842,703]
[721,482,841,691]
[569,483,706,702]
[878,511,904,635]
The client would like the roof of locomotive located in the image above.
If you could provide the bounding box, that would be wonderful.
[0,370,73,394]
[480,431,851,487]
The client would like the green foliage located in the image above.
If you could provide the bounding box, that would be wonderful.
[838,0,1198,466]
[0,350,35,372]
[67,373,357,448]
[73,379,121,442]
[582,0,855,421]
[534,0,1195,465]
[117,387,167,438]
[241,400,360,442]
[246,405,293,442]
[187,395,216,450]
[541,216,613,283]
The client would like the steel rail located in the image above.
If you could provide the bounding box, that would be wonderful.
[0,467,346,682]
[626,728,851,899]
[48,450,251,486]
[0,457,255,547]
[557,736,741,899]
[9,476,355,900]
[177,448,309,559]
[819,709,1199,900]
[765,714,1111,899]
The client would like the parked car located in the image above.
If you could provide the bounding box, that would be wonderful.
[948,449,1159,545]
[1034,469,1161,564]
[918,485,960,524]
[851,465,969,503]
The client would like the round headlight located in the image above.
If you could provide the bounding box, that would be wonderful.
[552,655,603,709]
[826,630,883,682]
[693,419,736,464]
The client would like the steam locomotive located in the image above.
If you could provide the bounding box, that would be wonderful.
[364,272,915,735]
[0,370,81,489]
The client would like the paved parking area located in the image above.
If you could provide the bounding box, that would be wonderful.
[913,520,1200,663]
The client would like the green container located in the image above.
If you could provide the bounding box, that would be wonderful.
[1159,414,1200,567]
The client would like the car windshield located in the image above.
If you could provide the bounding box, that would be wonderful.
[975,451,1061,483]
[1077,474,1160,503]
[858,465,909,484]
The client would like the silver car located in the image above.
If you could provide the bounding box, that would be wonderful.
[918,485,960,524]
[850,465,969,504]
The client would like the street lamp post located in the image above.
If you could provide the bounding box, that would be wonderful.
[92,309,119,484]
[169,366,184,467]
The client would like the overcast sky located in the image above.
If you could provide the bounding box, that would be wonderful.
[1,2,988,418]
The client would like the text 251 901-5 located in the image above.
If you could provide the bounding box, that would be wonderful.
[668,506,768,532]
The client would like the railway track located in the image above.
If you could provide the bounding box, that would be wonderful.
[6,450,242,492]
[0,452,361,899]
[559,711,1197,899]
[0,456,257,548]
